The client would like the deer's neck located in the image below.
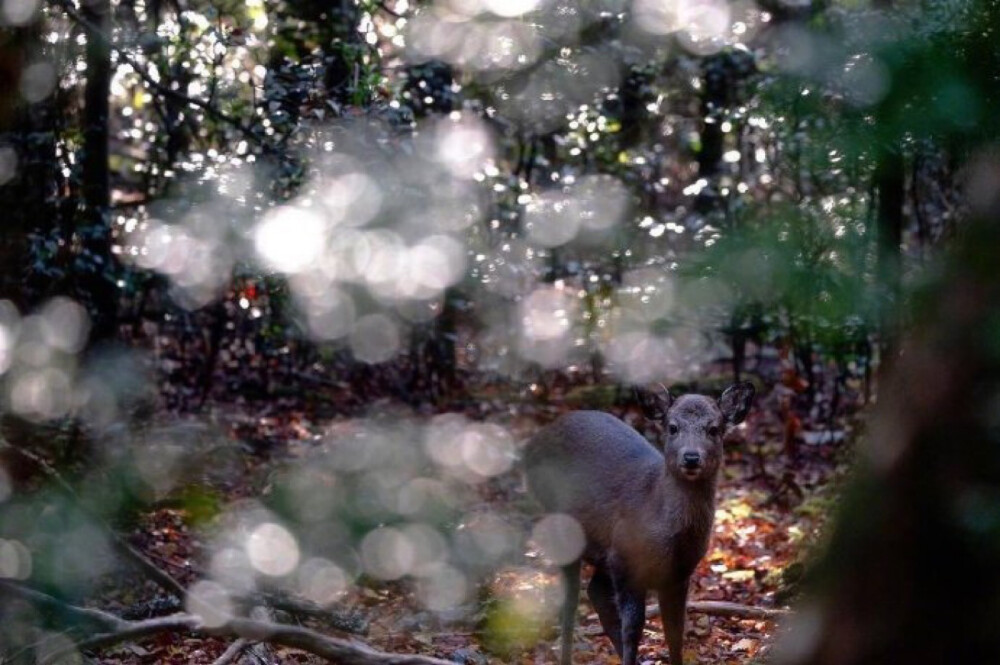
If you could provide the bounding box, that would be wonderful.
[659,472,718,540]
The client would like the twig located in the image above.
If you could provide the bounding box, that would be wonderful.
[211,638,250,665]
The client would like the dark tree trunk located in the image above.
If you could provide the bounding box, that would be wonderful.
[778,215,1000,664]
[0,18,54,309]
[80,0,117,342]
[695,52,754,215]
[874,147,904,371]
[698,61,725,180]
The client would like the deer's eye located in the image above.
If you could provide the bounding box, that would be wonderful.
[708,425,720,437]
[668,423,679,436]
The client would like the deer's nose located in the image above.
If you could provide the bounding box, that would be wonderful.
[681,451,702,468]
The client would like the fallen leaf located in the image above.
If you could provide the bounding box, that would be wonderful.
[722,570,756,582]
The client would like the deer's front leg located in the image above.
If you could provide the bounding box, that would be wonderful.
[658,578,690,665]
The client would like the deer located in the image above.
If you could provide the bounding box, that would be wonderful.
[523,382,755,665]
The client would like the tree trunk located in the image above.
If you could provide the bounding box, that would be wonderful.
[81,0,117,342]
[776,216,1000,664]
[0,17,56,309]
[874,147,904,372]
[697,56,726,182]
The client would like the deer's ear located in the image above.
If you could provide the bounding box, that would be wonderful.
[719,381,755,425]
[635,383,672,421]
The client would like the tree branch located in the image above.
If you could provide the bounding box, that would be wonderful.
[50,0,275,154]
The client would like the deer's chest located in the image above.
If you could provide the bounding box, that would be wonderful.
[613,518,712,589]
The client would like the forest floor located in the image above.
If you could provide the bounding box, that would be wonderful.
[81,384,856,665]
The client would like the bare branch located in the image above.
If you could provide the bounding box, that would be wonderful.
[10,583,453,665]
[0,580,125,631]
[50,0,275,154]
[686,600,790,620]
[211,638,249,665]
[585,600,789,628]
[39,614,201,662]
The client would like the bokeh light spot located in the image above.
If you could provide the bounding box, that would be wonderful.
[246,522,301,577]
[1,0,40,26]
[483,0,541,17]
[0,538,32,579]
[417,562,468,611]
[297,558,349,606]
[209,547,256,593]
[531,513,585,566]
[185,580,234,628]
[518,286,577,367]
[254,206,327,274]
[39,297,90,353]
[459,422,515,478]
[0,300,19,375]
[0,146,18,186]
[19,60,56,103]
[360,526,416,580]
[525,190,581,248]
[0,463,10,503]
[349,313,401,364]
[432,116,494,179]
[9,368,73,421]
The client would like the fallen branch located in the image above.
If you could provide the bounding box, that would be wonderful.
[247,590,370,635]
[211,637,250,665]
[686,600,790,620]
[133,551,368,635]
[40,614,455,665]
[6,582,451,665]
[241,605,278,664]
[585,600,789,626]
[0,580,121,631]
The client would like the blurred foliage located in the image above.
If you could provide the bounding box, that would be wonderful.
[480,592,551,658]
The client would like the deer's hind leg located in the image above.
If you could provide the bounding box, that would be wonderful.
[559,558,582,665]
[587,563,624,657]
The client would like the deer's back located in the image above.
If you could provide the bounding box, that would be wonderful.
[524,411,664,548]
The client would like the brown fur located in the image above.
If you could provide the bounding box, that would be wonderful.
[524,382,754,665]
